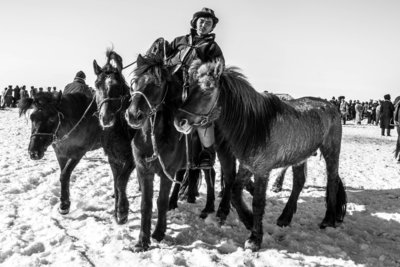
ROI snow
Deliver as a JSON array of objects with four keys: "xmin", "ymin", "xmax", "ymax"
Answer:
[{"xmin": 1, "ymin": 108, "xmax": 400, "ymax": 267}]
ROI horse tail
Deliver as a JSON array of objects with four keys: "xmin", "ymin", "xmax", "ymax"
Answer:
[{"xmin": 336, "ymin": 178, "xmax": 347, "ymax": 222}]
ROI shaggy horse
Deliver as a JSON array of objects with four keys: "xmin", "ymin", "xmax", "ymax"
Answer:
[
  {"xmin": 174, "ymin": 60, "xmax": 347, "ymax": 251},
  {"xmin": 18, "ymin": 91, "xmax": 135, "ymax": 224},
  {"xmin": 394, "ymin": 96, "xmax": 400, "ymax": 162},
  {"xmin": 124, "ymin": 48, "xmax": 236, "ymax": 251}
]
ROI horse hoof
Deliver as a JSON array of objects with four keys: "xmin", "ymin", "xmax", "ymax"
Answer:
[
  {"xmin": 116, "ymin": 214, "xmax": 128, "ymax": 225},
  {"xmin": 133, "ymin": 243, "xmax": 149, "ymax": 252},
  {"xmin": 58, "ymin": 206, "xmax": 70, "ymax": 215},
  {"xmin": 244, "ymin": 239, "xmax": 260, "ymax": 252},
  {"xmin": 151, "ymin": 231, "xmax": 165, "ymax": 242},
  {"xmin": 319, "ymin": 220, "xmax": 335, "ymax": 229},
  {"xmin": 276, "ymin": 219, "xmax": 290, "ymax": 227}
]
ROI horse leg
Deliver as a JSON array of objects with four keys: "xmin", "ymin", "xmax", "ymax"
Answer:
[
  {"xmin": 271, "ymin": 167, "xmax": 288, "ymax": 193},
  {"xmin": 395, "ymin": 127, "xmax": 400, "ymax": 161},
  {"xmin": 218, "ymin": 167, "xmax": 224, "ymax": 198},
  {"xmin": 200, "ymin": 168, "xmax": 215, "ymax": 219},
  {"xmin": 57, "ymin": 156, "xmax": 81, "ymax": 215},
  {"xmin": 168, "ymin": 170, "xmax": 184, "ymax": 210},
  {"xmin": 134, "ymin": 167, "xmax": 154, "ymax": 252},
  {"xmin": 320, "ymin": 135, "xmax": 347, "ymax": 229},
  {"xmin": 215, "ymin": 148, "xmax": 236, "ymax": 224},
  {"xmin": 108, "ymin": 158, "xmax": 135, "ymax": 224},
  {"xmin": 277, "ymin": 163, "xmax": 306, "ymax": 227},
  {"xmin": 231, "ymin": 165, "xmax": 254, "ymax": 230},
  {"xmin": 152, "ymin": 174, "xmax": 173, "ymax": 242},
  {"xmin": 245, "ymin": 173, "xmax": 269, "ymax": 252},
  {"xmin": 187, "ymin": 169, "xmax": 200, "ymax": 203}
]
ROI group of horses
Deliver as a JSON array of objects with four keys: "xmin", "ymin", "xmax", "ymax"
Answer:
[{"xmin": 22, "ymin": 38, "xmax": 400, "ymax": 252}]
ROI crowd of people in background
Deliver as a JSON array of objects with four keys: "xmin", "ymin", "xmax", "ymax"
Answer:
[
  {"xmin": 0, "ymin": 85, "xmax": 61, "ymax": 108},
  {"xmin": 0, "ymin": 71, "xmax": 94, "ymax": 109},
  {"xmin": 330, "ymin": 94, "xmax": 397, "ymax": 136},
  {"xmin": 1, "ymin": 82, "xmax": 397, "ymax": 137}
]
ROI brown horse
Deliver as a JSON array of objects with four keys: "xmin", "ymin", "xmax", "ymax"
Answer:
[
  {"xmin": 18, "ymin": 91, "xmax": 135, "ymax": 224},
  {"xmin": 174, "ymin": 60, "xmax": 347, "ymax": 251}
]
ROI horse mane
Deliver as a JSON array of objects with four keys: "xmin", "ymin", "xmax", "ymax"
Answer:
[
  {"xmin": 219, "ymin": 66, "xmax": 284, "ymax": 156},
  {"xmin": 132, "ymin": 53, "xmax": 166, "ymax": 82},
  {"xmin": 18, "ymin": 92, "xmax": 57, "ymax": 117}
]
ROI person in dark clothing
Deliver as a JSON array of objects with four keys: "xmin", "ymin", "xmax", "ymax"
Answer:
[
  {"xmin": 379, "ymin": 94, "xmax": 395, "ymax": 136},
  {"xmin": 64, "ymin": 71, "xmax": 93, "ymax": 98},
  {"xmin": 165, "ymin": 7, "xmax": 223, "ymax": 169}
]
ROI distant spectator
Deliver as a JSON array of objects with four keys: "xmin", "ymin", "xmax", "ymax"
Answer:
[
  {"xmin": 52, "ymin": 87, "xmax": 58, "ymax": 97},
  {"xmin": 355, "ymin": 100, "xmax": 363, "ymax": 125},
  {"xmin": 379, "ymin": 94, "xmax": 394, "ymax": 136},
  {"xmin": 20, "ymin": 86, "xmax": 29, "ymax": 100},
  {"xmin": 64, "ymin": 70, "xmax": 92, "ymax": 98},
  {"xmin": 38, "ymin": 87, "xmax": 44, "ymax": 93},
  {"xmin": 47, "ymin": 87, "xmax": 52, "ymax": 92},
  {"xmin": 29, "ymin": 86, "xmax": 37, "ymax": 97},
  {"xmin": 339, "ymin": 97, "xmax": 348, "ymax": 125}
]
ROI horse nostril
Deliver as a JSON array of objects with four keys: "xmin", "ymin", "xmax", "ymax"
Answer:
[{"xmin": 179, "ymin": 119, "xmax": 188, "ymax": 127}]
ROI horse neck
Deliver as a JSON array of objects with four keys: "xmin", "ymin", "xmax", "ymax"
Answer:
[
  {"xmin": 58, "ymin": 94, "xmax": 94, "ymax": 133},
  {"xmin": 216, "ymin": 74, "xmax": 283, "ymax": 157}
]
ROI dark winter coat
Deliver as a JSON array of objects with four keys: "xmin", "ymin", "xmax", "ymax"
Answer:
[
  {"xmin": 379, "ymin": 100, "xmax": 394, "ymax": 129},
  {"xmin": 167, "ymin": 29, "xmax": 224, "ymax": 73},
  {"xmin": 64, "ymin": 79, "xmax": 93, "ymax": 99}
]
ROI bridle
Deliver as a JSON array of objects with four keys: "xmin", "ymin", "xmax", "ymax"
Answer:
[
  {"xmin": 30, "ymin": 96, "xmax": 96, "ymax": 145},
  {"xmin": 96, "ymin": 74, "xmax": 129, "ymax": 116},
  {"xmin": 178, "ymin": 87, "xmax": 221, "ymax": 127},
  {"xmin": 30, "ymin": 111, "xmax": 64, "ymax": 144},
  {"xmin": 130, "ymin": 83, "xmax": 187, "ymax": 185}
]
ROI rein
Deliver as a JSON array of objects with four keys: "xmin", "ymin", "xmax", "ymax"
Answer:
[
  {"xmin": 97, "ymin": 95, "xmax": 127, "ymax": 116},
  {"xmin": 30, "ymin": 96, "xmax": 96, "ymax": 145},
  {"xmin": 178, "ymin": 89, "xmax": 221, "ymax": 127},
  {"xmin": 130, "ymin": 86, "xmax": 188, "ymax": 185}
]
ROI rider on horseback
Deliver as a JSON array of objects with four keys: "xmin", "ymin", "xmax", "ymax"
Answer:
[{"xmin": 166, "ymin": 7, "xmax": 224, "ymax": 169}]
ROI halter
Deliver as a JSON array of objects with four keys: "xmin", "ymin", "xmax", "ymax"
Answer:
[
  {"xmin": 30, "ymin": 96, "xmax": 96, "ymax": 145},
  {"xmin": 178, "ymin": 88, "xmax": 221, "ymax": 127},
  {"xmin": 96, "ymin": 75, "xmax": 129, "ymax": 116},
  {"xmin": 30, "ymin": 111, "xmax": 64, "ymax": 143}
]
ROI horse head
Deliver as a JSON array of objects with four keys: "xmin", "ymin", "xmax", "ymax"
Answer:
[
  {"xmin": 125, "ymin": 53, "xmax": 170, "ymax": 129},
  {"xmin": 93, "ymin": 49, "xmax": 129, "ymax": 128},
  {"xmin": 174, "ymin": 60, "xmax": 224, "ymax": 134},
  {"xmin": 19, "ymin": 92, "xmax": 63, "ymax": 160}
]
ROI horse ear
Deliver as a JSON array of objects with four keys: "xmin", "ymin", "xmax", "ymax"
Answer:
[
  {"xmin": 137, "ymin": 54, "xmax": 145, "ymax": 66},
  {"xmin": 214, "ymin": 60, "xmax": 224, "ymax": 79},
  {"xmin": 93, "ymin": 60, "xmax": 102, "ymax": 75}
]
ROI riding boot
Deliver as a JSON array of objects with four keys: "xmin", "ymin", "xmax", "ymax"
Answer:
[
  {"xmin": 197, "ymin": 125, "xmax": 215, "ymax": 169},
  {"xmin": 387, "ymin": 128, "xmax": 391, "ymax": 136},
  {"xmin": 381, "ymin": 128, "xmax": 385, "ymax": 136}
]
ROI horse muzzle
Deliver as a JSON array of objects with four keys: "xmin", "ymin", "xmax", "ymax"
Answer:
[
  {"xmin": 99, "ymin": 112, "xmax": 116, "ymax": 128},
  {"xmin": 29, "ymin": 150, "xmax": 45, "ymax": 160},
  {"xmin": 173, "ymin": 118, "xmax": 192, "ymax": 134},
  {"xmin": 125, "ymin": 109, "xmax": 146, "ymax": 129}
]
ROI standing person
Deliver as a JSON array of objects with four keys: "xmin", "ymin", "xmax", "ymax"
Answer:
[
  {"xmin": 355, "ymin": 100, "xmax": 363, "ymax": 125},
  {"xmin": 379, "ymin": 94, "xmax": 395, "ymax": 136},
  {"xmin": 64, "ymin": 71, "xmax": 92, "ymax": 98},
  {"xmin": 165, "ymin": 7, "xmax": 223, "ymax": 168},
  {"xmin": 339, "ymin": 97, "xmax": 348, "ymax": 125},
  {"xmin": 20, "ymin": 85, "xmax": 29, "ymax": 100}
]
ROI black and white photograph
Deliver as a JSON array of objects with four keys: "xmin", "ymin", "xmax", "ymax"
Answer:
[{"xmin": 1, "ymin": 1, "xmax": 400, "ymax": 266}]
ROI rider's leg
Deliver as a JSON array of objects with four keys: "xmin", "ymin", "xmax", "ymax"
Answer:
[{"xmin": 197, "ymin": 124, "xmax": 216, "ymax": 169}]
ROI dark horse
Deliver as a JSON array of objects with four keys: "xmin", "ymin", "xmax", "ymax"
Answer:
[
  {"xmin": 394, "ymin": 96, "xmax": 400, "ymax": 162},
  {"xmin": 174, "ymin": 60, "xmax": 347, "ymax": 251},
  {"xmin": 123, "ymin": 46, "xmax": 236, "ymax": 251},
  {"xmin": 18, "ymin": 91, "xmax": 135, "ymax": 224}
]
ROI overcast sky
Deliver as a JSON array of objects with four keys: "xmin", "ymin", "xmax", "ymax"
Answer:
[{"xmin": 1, "ymin": 0, "xmax": 399, "ymax": 101}]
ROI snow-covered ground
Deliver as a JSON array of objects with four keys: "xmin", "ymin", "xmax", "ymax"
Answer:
[{"xmin": 1, "ymin": 107, "xmax": 399, "ymax": 267}]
